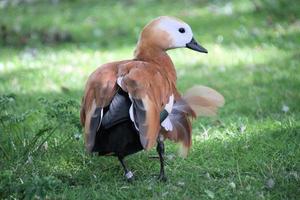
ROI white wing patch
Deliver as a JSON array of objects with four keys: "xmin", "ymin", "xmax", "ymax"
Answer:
[
  {"xmin": 161, "ymin": 117, "xmax": 173, "ymax": 131},
  {"xmin": 164, "ymin": 94, "xmax": 174, "ymax": 113},
  {"xmin": 117, "ymin": 76, "xmax": 123, "ymax": 88},
  {"xmin": 129, "ymin": 104, "xmax": 139, "ymax": 130},
  {"xmin": 97, "ymin": 108, "xmax": 103, "ymax": 131},
  {"xmin": 161, "ymin": 94, "xmax": 174, "ymax": 131}
]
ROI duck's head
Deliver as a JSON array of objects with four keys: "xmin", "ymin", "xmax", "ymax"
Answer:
[{"xmin": 138, "ymin": 16, "xmax": 207, "ymax": 53}]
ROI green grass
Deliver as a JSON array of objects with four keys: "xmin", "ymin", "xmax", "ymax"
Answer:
[{"xmin": 0, "ymin": 0, "xmax": 299, "ymax": 199}]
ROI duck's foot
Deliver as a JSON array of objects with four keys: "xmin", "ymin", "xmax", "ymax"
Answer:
[
  {"xmin": 157, "ymin": 173, "xmax": 167, "ymax": 182},
  {"xmin": 125, "ymin": 171, "xmax": 134, "ymax": 182},
  {"xmin": 118, "ymin": 156, "xmax": 134, "ymax": 182},
  {"xmin": 156, "ymin": 137, "xmax": 167, "ymax": 182}
]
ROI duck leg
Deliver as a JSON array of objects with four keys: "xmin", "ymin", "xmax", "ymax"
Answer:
[
  {"xmin": 156, "ymin": 136, "xmax": 167, "ymax": 182},
  {"xmin": 118, "ymin": 156, "xmax": 134, "ymax": 182}
]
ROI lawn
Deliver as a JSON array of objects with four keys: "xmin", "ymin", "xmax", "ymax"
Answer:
[{"xmin": 0, "ymin": 0, "xmax": 299, "ymax": 199}]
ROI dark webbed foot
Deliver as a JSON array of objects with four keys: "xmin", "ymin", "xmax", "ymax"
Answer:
[
  {"xmin": 118, "ymin": 156, "xmax": 134, "ymax": 182},
  {"xmin": 156, "ymin": 136, "xmax": 167, "ymax": 182}
]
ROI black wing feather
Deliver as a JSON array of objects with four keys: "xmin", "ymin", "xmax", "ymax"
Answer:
[{"xmin": 102, "ymin": 90, "xmax": 132, "ymax": 129}]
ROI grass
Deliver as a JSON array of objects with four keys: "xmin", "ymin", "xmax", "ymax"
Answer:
[{"xmin": 0, "ymin": 0, "xmax": 299, "ymax": 199}]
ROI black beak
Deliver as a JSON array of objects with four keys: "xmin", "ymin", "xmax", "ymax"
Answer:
[{"xmin": 186, "ymin": 37, "xmax": 208, "ymax": 53}]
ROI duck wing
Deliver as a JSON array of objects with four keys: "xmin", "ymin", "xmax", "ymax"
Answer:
[
  {"xmin": 80, "ymin": 60, "xmax": 130, "ymax": 152},
  {"xmin": 81, "ymin": 60, "xmax": 173, "ymax": 152},
  {"xmin": 117, "ymin": 61, "xmax": 173, "ymax": 150}
]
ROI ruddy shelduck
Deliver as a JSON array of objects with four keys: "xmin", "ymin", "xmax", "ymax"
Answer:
[{"xmin": 80, "ymin": 16, "xmax": 224, "ymax": 181}]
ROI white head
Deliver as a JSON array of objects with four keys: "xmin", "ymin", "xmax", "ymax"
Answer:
[
  {"xmin": 156, "ymin": 16, "xmax": 193, "ymax": 49},
  {"xmin": 138, "ymin": 16, "xmax": 207, "ymax": 53}
]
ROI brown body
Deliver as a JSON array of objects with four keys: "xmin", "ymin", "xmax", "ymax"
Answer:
[
  {"xmin": 80, "ymin": 16, "xmax": 224, "ymax": 157},
  {"xmin": 80, "ymin": 16, "xmax": 224, "ymax": 181},
  {"xmin": 80, "ymin": 44, "xmax": 194, "ymax": 151}
]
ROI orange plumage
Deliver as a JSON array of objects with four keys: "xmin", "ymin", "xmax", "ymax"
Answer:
[{"xmin": 80, "ymin": 16, "xmax": 224, "ymax": 181}]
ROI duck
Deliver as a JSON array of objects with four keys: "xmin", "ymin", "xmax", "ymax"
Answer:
[{"xmin": 80, "ymin": 16, "xmax": 224, "ymax": 181}]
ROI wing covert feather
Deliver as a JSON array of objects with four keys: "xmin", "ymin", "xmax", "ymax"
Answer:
[
  {"xmin": 117, "ymin": 61, "xmax": 173, "ymax": 149},
  {"xmin": 80, "ymin": 61, "xmax": 128, "ymax": 152}
]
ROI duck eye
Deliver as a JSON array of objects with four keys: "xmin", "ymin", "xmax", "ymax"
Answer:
[{"xmin": 178, "ymin": 28, "xmax": 185, "ymax": 33}]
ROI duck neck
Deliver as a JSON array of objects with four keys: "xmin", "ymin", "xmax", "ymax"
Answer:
[
  {"xmin": 133, "ymin": 39, "xmax": 177, "ymax": 89},
  {"xmin": 134, "ymin": 39, "xmax": 170, "ymax": 64}
]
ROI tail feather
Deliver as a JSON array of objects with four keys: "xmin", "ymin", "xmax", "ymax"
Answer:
[
  {"xmin": 184, "ymin": 85, "xmax": 225, "ymax": 117},
  {"xmin": 163, "ymin": 99, "xmax": 193, "ymax": 157},
  {"xmin": 163, "ymin": 85, "xmax": 224, "ymax": 157}
]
